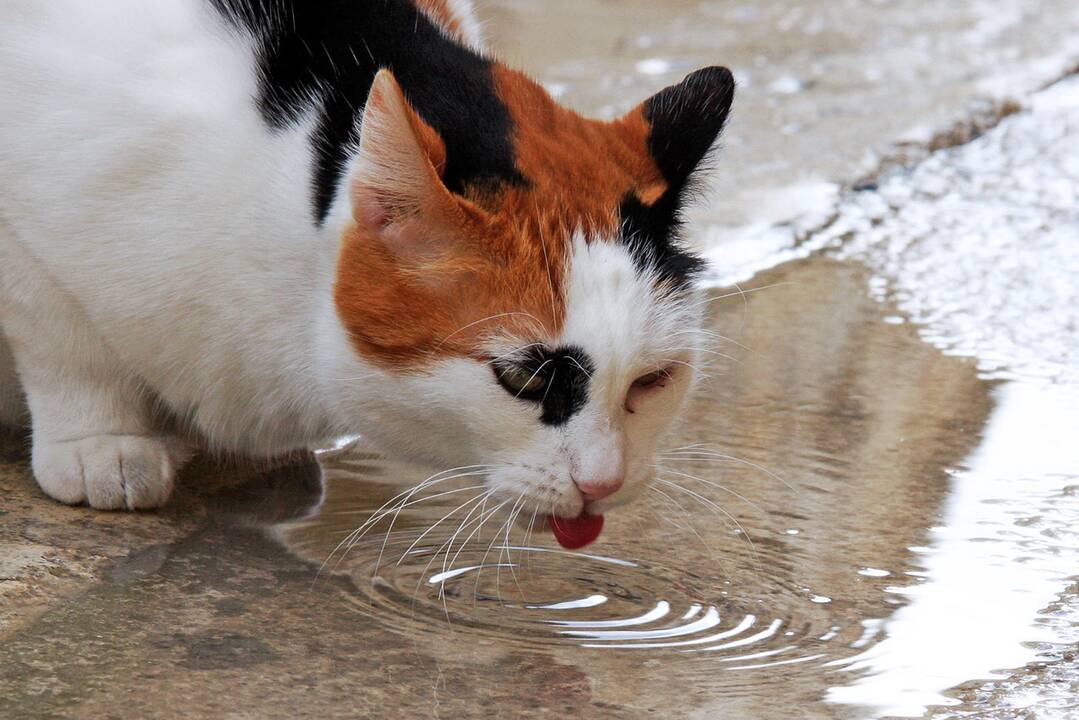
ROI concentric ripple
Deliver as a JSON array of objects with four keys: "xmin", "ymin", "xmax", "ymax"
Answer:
[
  {"xmin": 332, "ymin": 532, "xmax": 855, "ymax": 673},
  {"xmin": 277, "ymin": 452, "xmax": 866, "ymax": 673}
]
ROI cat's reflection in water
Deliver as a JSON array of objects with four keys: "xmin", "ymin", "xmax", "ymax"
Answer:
[{"xmin": 208, "ymin": 458, "xmax": 327, "ymax": 527}]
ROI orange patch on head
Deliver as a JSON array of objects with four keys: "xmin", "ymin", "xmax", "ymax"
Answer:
[
  {"xmin": 488, "ymin": 67, "xmax": 669, "ymax": 232},
  {"xmin": 334, "ymin": 66, "xmax": 673, "ymax": 370},
  {"xmin": 334, "ymin": 208, "xmax": 565, "ymax": 368}
]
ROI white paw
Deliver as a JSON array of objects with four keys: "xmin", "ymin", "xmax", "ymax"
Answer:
[{"xmin": 32, "ymin": 434, "xmax": 183, "ymax": 510}]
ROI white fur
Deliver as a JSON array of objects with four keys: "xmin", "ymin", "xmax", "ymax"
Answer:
[
  {"xmin": 0, "ymin": 1, "xmax": 346, "ymax": 506},
  {"xmin": 444, "ymin": 0, "xmax": 485, "ymax": 50},
  {"xmin": 479, "ymin": 239, "xmax": 699, "ymax": 520},
  {"xmin": 418, "ymin": 0, "xmax": 485, "ymax": 50},
  {"xmin": 0, "ymin": 1, "xmax": 702, "ymax": 515}
]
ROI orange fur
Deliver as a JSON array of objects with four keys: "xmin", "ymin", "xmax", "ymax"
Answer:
[{"xmin": 334, "ymin": 67, "xmax": 667, "ymax": 370}]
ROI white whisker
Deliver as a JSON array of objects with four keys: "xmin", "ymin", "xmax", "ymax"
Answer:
[
  {"xmin": 655, "ymin": 477, "xmax": 761, "ymax": 577},
  {"xmin": 654, "ymin": 466, "xmax": 765, "ymax": 514}
]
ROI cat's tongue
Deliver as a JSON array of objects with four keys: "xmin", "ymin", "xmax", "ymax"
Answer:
[{"xmin": 548, "ymin": 512, "xmax": 604, "ymax": 550}]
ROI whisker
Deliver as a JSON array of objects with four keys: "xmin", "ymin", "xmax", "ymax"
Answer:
[
  {"xmin": 658, "ymin": 346, "xmax": 742, "ymax": 364},
  {"xmin": 648, "ymin": 485, "xmax": 716, "ymax": 556},
  {"xmin": 523, "ymin": 506, "xmax": 541, "ymax": 574},
  {"xmin": 437, "ymin": 492, "xmax": 493, "ymax": 604},
  {"xmin": 536, "ymin": 202, "xmax": 560, "ymax": 328},
  {"xmin": 501, "ymin": 495, "xmax": 529, "ymax": 601},
  {"xmin": 670, "ymin": 328, "xmax": 752, "ymax": 353},
  {"xmin": 565, "ymin": 355, "xmax": 593, "ymax": 379},
  {"xmin": 409, "ymin": 496, "xmax": 509, "ymax": 616},
  {"xmin": 660, "ymin": 447, "xmax": 798, "ymax": 495},
  {"xmin": 496, "ymin": 494, "xmax": 526, "ymax": 605},
  {"xmin": 438, "ymin": 490, "xmax": 503, "ymax": 599},
  {"xmin": 661, "ymin": 358, "xmax": 714, "ymax": 378},
  {"xmin": 484, "ymin": 343, "xmax": 548, "ymax": 366},
  {"xmin": 444, "ymin": 493, "xmax": 504, "ymax": 584},
  {"xmin": 361, "ymin": 480, "xmax": 489, "ymax": 572},
  {"xmin": 653, "ymin": 466, "xmax": 766, "ymax": 515},
  {"xmin": 435, "ymin": 312, "xmax": 544, "ymax": 350},
  {"xmin": 396, "ymin": 487, "xmax": 491, "ymax": 568},
  {"xmin": 689, "ymin": 282, "xmax": 790, "ymax": 310},
  {"xmin": 317, "ymin": 465, "xmax": 492, "ymax": 579},
  {"xmin": 512, "ymin": 360, "xmax": 554, "ymax": 400},
  {"xmin": 655, "ymin": 477, "xmax": 762, "ymax": 577},
  {"xmin": 471, "ymin": 503, "xmax": 514, "ymax": 604}
]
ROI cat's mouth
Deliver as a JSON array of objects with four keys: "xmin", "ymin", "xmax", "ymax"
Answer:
[{"xmin": 547, "ymin": 511, "xmax": 604, "ymax": 550}]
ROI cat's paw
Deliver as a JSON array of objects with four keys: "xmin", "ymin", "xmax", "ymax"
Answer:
[{"xmin": 32, "ymin": 434, "xmax": 182, "ymax": 510}]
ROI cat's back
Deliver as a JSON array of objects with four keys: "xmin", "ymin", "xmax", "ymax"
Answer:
[{"xmin": 0, "ymin": 0, "xmax": 261, "ymax": 210}]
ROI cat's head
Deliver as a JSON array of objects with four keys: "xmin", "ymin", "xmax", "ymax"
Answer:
[{"xmin": 331, "ymin": 65, "xmax": 733, "ymax": 526}]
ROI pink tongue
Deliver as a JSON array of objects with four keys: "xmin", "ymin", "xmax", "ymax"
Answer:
[{"xmin": 548, "ymin": 512, "xmax": 604, "ymax": 550}]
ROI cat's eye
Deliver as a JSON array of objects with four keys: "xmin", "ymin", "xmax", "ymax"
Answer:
[
  {"xmin": 625, "ymin": 366, "xmax": 675, "ymax": 414},
  {"xmin": 633, "ymin": 368, "xmax": 672, "ymax": 388},
  {"xmin": 495, "ymin": 365, "xmax": 547, "ymax": 398}
]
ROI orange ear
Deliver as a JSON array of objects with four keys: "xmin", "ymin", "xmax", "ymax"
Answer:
[{"xmin": 351, "ymin": 70, "xmax": 465, "ymax": 263}]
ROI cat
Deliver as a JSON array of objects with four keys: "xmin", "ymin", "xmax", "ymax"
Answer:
[{"xmin": 0, "ymin": 0, "xmax": 733, "ymax": 535}]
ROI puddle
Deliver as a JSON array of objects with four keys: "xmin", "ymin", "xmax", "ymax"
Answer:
[
  {"xmin": 827, "ymin": 383, "xmax": 1079, "ymax": 717},
  {"xmin": 822, "ymin": 74, "xmax": 1079, "ymax": 718}
]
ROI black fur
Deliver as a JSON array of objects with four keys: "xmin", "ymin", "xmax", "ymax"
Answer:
[
  {"xmin": 494, "ymin": 346, "xmax": 595, "ymax": 427},
  {"xmin": 209, "ymin": 0, "xmax": 524, "ymax": 224},
  {"xmin": 620, "ymin": 193, "xmax": 705, "ymax": 287},
  {"xmin": 621, "ymin": 66, "xmax": 734, "ymax": 287}
]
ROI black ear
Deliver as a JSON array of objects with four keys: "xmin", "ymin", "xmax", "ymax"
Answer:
[
  {"xmin": 643, "ymin": 66, "xmax": 735, "ymax": 193},
  {"xmin": 616, "ymin": 67, "xmax": 734, "ymax": 288}
]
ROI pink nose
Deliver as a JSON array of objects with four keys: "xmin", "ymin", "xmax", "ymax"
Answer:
[{"xmin": 574, "ymin": 475, "xmax": 625, "ymax": 504}]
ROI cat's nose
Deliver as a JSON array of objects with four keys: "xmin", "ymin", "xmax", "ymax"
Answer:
[
  {"xmin": 574, "ymin": 473, "xmax": 624, "ymax": 503},
  {"xmin": 573, "ymin": 425, "xmax": 625, "ymax": 503}
]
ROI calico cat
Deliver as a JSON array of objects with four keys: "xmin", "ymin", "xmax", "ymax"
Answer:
[{"xmin": 0, "ymin": 1, "xmax": 733, "ymax": 540}]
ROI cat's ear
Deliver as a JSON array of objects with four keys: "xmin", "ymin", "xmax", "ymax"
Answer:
[
  {"xmin": 350, "ymin": 70, "xmax": 469, "ymax": 260},
  {"xmin": 628, "ymin": 66, "xmax": 735, "ymax": 197}
]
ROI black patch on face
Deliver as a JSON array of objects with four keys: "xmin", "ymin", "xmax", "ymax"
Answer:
[
  {"xmin": 620, "ymin": 193, "xmax": 705, "ymax": 287},
  {"xmin": 209, "ymin": 0, "xmax": 525, "ymax": 223},
  {"xmin": 493, "ymin": 345, "xmax": 595, "ymax": 426},
  {"xmin": 621, "ymin": 66, "xmax": 734, "ymax": 287}
]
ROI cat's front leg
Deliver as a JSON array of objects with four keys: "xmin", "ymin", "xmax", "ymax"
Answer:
[
  {"xmin": 1, "ymin": 252, "xmax": 190, "ymax": 509},
  {"xmin": 15, "ymin": 354, "xmax": 191, "ymax": 509},
  {"xmin": 32, "ymin": 432, "xmax": 189, "ymax": 510}
]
